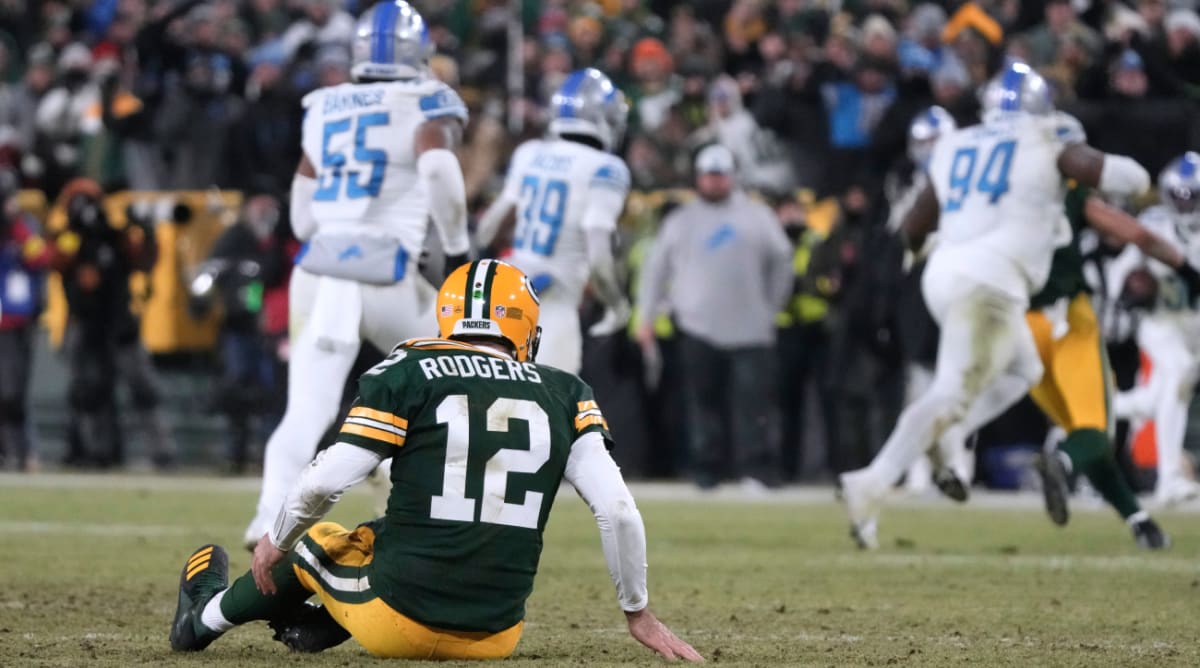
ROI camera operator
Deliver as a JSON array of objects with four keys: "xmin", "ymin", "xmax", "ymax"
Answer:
[
  {"xmin": 50, "ymin": 178, "xmax": 176, "ymax": 469},
  {"xmin": 189, "ymin": 194, "xmax": 283, "ymax": 473}
]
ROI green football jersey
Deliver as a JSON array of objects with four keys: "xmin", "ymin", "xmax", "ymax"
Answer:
[
  {"xmin": 337, "ymin": 338, "xmax": 613, "ymax": 633},
  {"xmin": 1031, "ymin": 185, "xmax": 1092, "ymax": 309}
]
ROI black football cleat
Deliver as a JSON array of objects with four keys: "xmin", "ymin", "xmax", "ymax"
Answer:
[
  {"xmin": 169, "ymin": 544, "xmax": 229, "ymax": 651},
  {"xmin": 933, "ymin": 468, "xmax": 969, "ymax": 503},
  {"xmin": 269, "ymin": 601, "xmax": 352, "ymax": 653},
  {"xmin": 1033, "ymin": 452, "xmax": 1071, "ymax": 526},
  {"xmin": 1132, "ymin": 518, "xmax": 1171, "ymax": 550}
]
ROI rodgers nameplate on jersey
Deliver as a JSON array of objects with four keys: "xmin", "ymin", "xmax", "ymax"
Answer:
[{"xmin": 328, "ymin": 337, "xmax": 612, "ymax": 632}]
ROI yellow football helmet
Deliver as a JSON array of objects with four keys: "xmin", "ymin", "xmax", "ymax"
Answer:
[{"xmin": 437, "ymin": 259, "xmax": 542, "ymax": 361}]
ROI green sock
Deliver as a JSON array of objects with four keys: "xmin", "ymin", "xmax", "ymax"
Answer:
[
  {"xmin": 1061, "ymin": 428, "xmax": 1142, "ymax": 520},
  {"xmin": 218, "ymin": 558, "xmax": 311, "ymax": 624}
]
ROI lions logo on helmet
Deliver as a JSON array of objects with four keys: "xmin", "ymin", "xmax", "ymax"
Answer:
[
  {"xmin": 351, "ymin": 0, "xmax": 433, "ymax": 81},
  {"xmin": 980, "ymin": 60, "xmax": 1054, "ymax": 121},
  {"xmin": 1160, "ymin": 151, "xmax": 1200, "ymax": 235},
  {"xmin": 907, "ymin": 106, "xmax": 956, "ymax": 168},
  {"xmin": 548, "ymin": 68, "xmax": 629, "ymax": 153},
  {"xmin": 438, "ymin": 260, "xmax": 543, "ymax": 362}
]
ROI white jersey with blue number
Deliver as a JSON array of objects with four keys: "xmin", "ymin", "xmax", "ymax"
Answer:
[
  {"xmin": 300, "ymin": 78, "xmax": 467, "ymax": 256},
  {"xmin": 499, "ymin": 138, "xmax": 630, "ymax": 305},
  {"xmin": 927, "ymin": 112, "xmax": 1078, "ymax": 297}
]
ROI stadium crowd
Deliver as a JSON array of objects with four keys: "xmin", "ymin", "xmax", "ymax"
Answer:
[{"xmin": 1, "ymin": 0, "xmax": 1200, "ymax": 489}]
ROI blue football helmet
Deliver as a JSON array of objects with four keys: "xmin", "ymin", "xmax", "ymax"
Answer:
[
  {"xmin": 1160, "ymin": 152, "xmax": 1200, "ymax": 233},
  {"xmin": 981, "ymin": 60, "xmax": 1054, "ymax": 120},
  {"xmin": 548, "ymin": 68, "xmax": 629, "ymax": 152},
  {"xmin": 907, "ymin": 106, "xmax": 956, "ymax": 168},
  {"xmin": 351, "ymin": 0, "xmax": 433, "ymax": 81}
]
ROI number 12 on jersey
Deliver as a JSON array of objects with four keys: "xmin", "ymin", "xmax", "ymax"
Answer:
[
  {"xmin": 515, "ymin": 176, "xmax": 568, "ymax": 256},
  {"xmin": 430, "ymin": 395, "xmax": 550, "ymax": 530},
  {"xmin": 944, "ymin": 140, "xmax": 1017, "ymax": 212}
]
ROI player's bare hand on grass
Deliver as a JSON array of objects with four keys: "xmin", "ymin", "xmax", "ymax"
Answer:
[
  {"xmin": 251, "ymin": 535, "xmax": 287, "ymax": 595},
  {"xmin": 625, "ymin": 608, "xmax": 704, "ymax": 662}
]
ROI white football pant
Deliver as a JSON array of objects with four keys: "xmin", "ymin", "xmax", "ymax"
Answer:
[
  {"xmin": 1114, "ymin": 316, "xmax": 1200, "ymax": 501},
  {"xmin": 853, "ymin": 258, "xmax": 1042, "ymax": 495},
  {"xmin": 244, "ymin": 267, "xmax": 436, "ymax": 544},
  {"xmin": 530, "ymin": 295, "xmax": 582, "ymax": 373}
]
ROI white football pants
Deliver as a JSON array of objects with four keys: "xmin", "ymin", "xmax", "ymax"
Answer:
[
  {"xmin": 1114, "ymin": 315, "xmax": 1200, "ymax": 497},
  {"xmin": 244, "ymin": 267, "xmax": 436, "ymax": 543},
  {"xmin": 857, "ymin": 265, "xmax": 1042, "ymax": 493},
  {"xmin": 530, "ymin": 295, "xmax": 582, "ymax": 373}
]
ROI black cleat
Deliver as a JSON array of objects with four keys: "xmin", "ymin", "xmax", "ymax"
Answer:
[
  {"xmin": 1034, "ymin": 453, "xmax": 1071, "ymax": 526},
  {"xmin": 269, "ymin": 602, "xmax": 352, "ymax": 653},
  {"xmin": 933, "ymin": 468, "xmax": 969, "ymax": 503},
  {"xmin": 1132, "ymin": 518, "xmax": 1172, "ymax": 550},
  {"xmin": 169, "ymin": 544, "xmax": 229, "ymax": 651}
]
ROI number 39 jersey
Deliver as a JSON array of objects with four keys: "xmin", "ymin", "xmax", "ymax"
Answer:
[
  {"xmin": 927, "ymin": 112, "xmax": 1079, "ymax": 297},
  {"xmin": 500, "ymin": 138, "xmax": 630, "ymax": 305},
  {"xmin": 336, "ymin": 338, "xmax": 613, "ymax": 633},
  {"xmin": 300, "ymin": 78, "xmax": 467, "ymax": 256}
]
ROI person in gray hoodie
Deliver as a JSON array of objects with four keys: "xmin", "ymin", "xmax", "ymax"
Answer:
[{"xmin": 636, "ymin": 144, "xmax": 793, "ymax": 489}]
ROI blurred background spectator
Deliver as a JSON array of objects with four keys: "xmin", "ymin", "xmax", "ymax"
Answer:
[
  {"xmin": 0, "ymin": 167, "xmax": 48, "ymax": 472},
  {"xmin": 636, "ymin": 145, "xmax": 792, "ymax": 490}
]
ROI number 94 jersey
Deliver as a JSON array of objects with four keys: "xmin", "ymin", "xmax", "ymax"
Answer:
[
  {"xmin": 928, "ymin": 112, "xmax": 1080, "ymax": 296},
  {"xmin": 501, "ymin": 138, "xmax": 631, "ymax": 305},
  {"xmin": 300, "ymin": 79, "xmax": 467, "ymax": 255},
  {"xmin": 337, "ymin": 338, "xmax": 613, "ymax": 633}
]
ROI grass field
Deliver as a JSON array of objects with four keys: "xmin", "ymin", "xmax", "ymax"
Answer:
[{"xmin": 1, "ymin": 474, "xmax": 1197, "ymax": 667}]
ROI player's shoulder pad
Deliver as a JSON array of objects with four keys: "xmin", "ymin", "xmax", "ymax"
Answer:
[
  {"xmin": 300, "ymin": 88, "xmax": 323, "ymax": 111},
  {"xmin": 590, "ymin": 157, "xmax": 631, "ymax": 193},
  {"xmin": 541, "ymin": 367, "xmax": 614, "ymax": 447},
  {"xmin": 1138, "ymin": 204, "xmax": 1175, "ymax": 229},
  {"xmin": 301, "ymin": 83, "xmax": 350, "ymax": 111},
  {"xmin": 510, "ymin": 139, "xmax": 541, "ymax": 165},
  {"xmin": 1052, "ymin": 111, "xmax": 1086, "ymax": 145},
  {"xmin": 418, "ymin": 83, "xmax": 468, "ymax": 123}
]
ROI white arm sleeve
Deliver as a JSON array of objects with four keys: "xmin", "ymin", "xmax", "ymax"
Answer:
[
  {"xmin": 417, "ymin": 147, "xmax": 470, "ymax": 256},
  {"xmin": 290, "ymin": 173, "xmax": 318, "ymax": 241},
  {"xmin": 585, "ymin": 227, "xmax": 628, "ymax": 311},
  {"xmin": 563, "ymin": 431, "xmax": 648, "ymax": 612},
  {"xmin": 1099, "ymin": 154, "xmax": 1150, "ymax": 198},
  {"xmin": 269, "ymin": 442, "xmax": 384, "ymax": 551}
]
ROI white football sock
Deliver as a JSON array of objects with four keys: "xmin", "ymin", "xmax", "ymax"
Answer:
[{"xmin": 200, "ymin": 590, "xmax": 234, "ymax": 633}]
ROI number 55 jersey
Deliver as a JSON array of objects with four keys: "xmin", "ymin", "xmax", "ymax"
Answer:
[
  {"xmin": 300, "ymin": 78, "xmax": 467, "ymax": 258},
  {"xmin": 927, "ymin": 112, "xmax": 1083, "ymax": 301},
  {"xmin": 335, "ymin": 337, "xmax": 612, "ymax": 633}
]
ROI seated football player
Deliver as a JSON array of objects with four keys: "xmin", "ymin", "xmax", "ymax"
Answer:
[{"xmin": 168, "ymin": 259, "xmax": 702, "ymax": 663}]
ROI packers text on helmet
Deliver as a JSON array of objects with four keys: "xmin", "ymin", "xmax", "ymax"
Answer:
[{"xmin": 437, "ymin": 260, "xmax": 542, "ymax": 362}]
